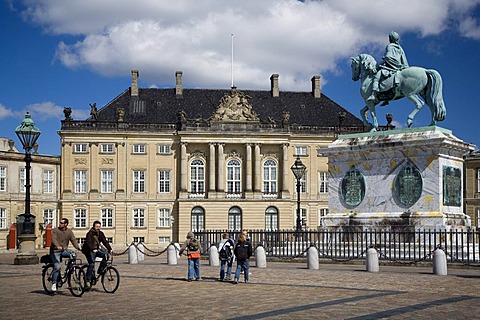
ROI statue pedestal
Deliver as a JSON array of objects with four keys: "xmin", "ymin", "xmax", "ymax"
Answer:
[
  {"xmin": 14, "ymin": 234, "xmax": 39, "ymax": 265},
  {"xmin": 321, "ymin": 126, "xmax": 475, "ymax": 231}
]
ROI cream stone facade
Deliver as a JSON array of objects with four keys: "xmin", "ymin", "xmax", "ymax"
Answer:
[
  {"xmin": 464, "ymin": 150, "xmax": 480, "ymax": 227},
  {"xmin": 0, "ymin": 138, "xmax": 60, "ymax": 249},
  {"xmin": 57, "ymin": 71, "xmax": 365, "ymax": 246}
]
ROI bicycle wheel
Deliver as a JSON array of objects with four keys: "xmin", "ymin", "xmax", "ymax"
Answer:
[
  {"xmin": 101, "ymin": 266, "xmax": 120, "ymax": 293},
  {"xmin": 68, "ymin": 266, "xmax": 86, "ymax": 297},
  {"xmin": 42, "ymin": 265, "xmax": 55, "ymax": 294}
]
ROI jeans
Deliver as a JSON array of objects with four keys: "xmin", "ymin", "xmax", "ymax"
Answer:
[
  {"xmin": 234, "ymin": 259, "xmax": 249, "ymax": 282},
  {"xmin": 188, "ymin": 258, "xmax": 200, "ymax": 280},
  {"xmin": 85, "ymin": 249, "xmax": 107, "ymax": 281},
  {"xmin": 50, "ymin": 249, "xmax": 76, "ymax": 284},
  {"xmin": 220, "ymin": 258, "xmax": 233, "ymax": 280}
]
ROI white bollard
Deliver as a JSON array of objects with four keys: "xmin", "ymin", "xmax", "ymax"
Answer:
[
  {"xmin": 366, "ymin": 247, "xmax": 379, "ymax": 272},
  {"xmin": 210, "ymin": 245, "xmax": 219, "ymax": 266},
  {"xmin": 128, "ymin": 245, "xmax": 138, "ymax": 264},
  {"xmin": 307, "ymin": 246, "xmax": 319, "ymax": 270},
  {"xmin": 433, "ymin": 248, "xmax": 447, "ymax": 275},
  {"xmin": 255, "ymin": 246, "xmax": 267, "ymax": 268},
  {"xmin": 137, "ymin": 243, "xmax": 145, "ymax": 261},
  {"xmin": 167, "ymin": 244, "xmax": 178, "ymax": 265},
  {"xmin": 174, "ymin": 243, "xmax": 181, "ymax": 258}
]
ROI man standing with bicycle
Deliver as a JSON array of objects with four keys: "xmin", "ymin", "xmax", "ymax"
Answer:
[
  {"xmin": 50, "ymin": 218, "xmax": 81, "ymax": 292},
  {"xmin": 82, "ymin": 220, "xmax": 112, "ymax": 289}
]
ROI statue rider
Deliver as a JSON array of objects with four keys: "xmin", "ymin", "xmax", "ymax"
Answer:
[{"xmin": 367, "ymin": 31, "xmax": 409, "ymax": 103}]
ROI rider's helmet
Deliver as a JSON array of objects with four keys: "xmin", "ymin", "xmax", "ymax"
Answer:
[{"xmin": 389, "ymin": 31, "xmax": 400, "ymax": 43}]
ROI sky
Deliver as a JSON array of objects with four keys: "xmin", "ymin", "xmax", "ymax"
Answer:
[{"xmin": 1, "ymin": 0, "xmax": 479, "ymax": 156}]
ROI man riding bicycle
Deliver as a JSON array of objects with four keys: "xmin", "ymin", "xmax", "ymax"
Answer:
[
  {"xmin": 50, "ymin": 218, "xmax": 81, "ymax": 292},
  {"xmin": 82, "ymin": 220, "xmax": 112, "ymax": 289}
]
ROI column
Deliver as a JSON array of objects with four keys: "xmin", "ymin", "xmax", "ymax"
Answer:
[
  {"xmin": 209, "ymin": 143, "xmax": 216, "ymax": 191},
  {"xmin": 218, "ymin": 143, "xmax": 225, "ymax": 192},
  {"xmin": 246, "ymin": 143, "xmax": 252, "ymax": 192},
  {"xmin": 181, "ymin": 142, "xmax": 187, "ymax": 192},
  {"xmin": 282, "ymin": 143, "xmax": 290, "ymax": 195},
  {"xmin": 254, "ymin": 143, "xmax": 261, "ymax": 192}
]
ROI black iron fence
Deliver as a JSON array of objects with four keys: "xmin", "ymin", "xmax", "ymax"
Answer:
[{"xmin": 195, "ymin": 229, "xmax": 480, "ymax": 265}]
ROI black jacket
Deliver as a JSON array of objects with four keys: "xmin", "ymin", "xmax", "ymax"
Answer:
[{"xmin": 82, "ymin": 228, "xmax": 112, "ymax": 254}]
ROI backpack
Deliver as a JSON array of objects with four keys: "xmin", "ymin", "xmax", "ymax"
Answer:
[
  {"xmin": 219, "ymin": 241, "xmax": 233, "ymax": 261},
  {"xmin": 236, "ymin": 243, "xmax": 249, "ymax": 261},
  {"xmin": 188, "ymin": 238, "xmax": 199, "ymax": 252}
]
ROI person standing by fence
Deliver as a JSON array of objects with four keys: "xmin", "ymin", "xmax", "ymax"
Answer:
[
  {"xmin": 218, "ymin": 232, "xmax": 235, "ymax": 281},
  {"xmin": 178, "ymin": 231, "xmax": 201, "ymax": 281},
  {"xmin": 233, "ymin": 234, "xmax": 252, "ymax": 284}
]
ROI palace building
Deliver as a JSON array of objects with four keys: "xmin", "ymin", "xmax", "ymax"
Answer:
[{"xmin": 58, "ymin": 71, "xmax": 364, "ymax": 246}]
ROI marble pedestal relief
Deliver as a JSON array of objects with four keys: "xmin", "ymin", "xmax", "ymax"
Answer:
[{"xmin": 321, "ymin": 127, "xmax": 475, "ymax": 230}]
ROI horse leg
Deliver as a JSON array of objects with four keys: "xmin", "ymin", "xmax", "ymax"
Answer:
[
  {"xmin": 366, "ymin": 103, "xmax": 378, "ymax": 132},
  {"xmin": 406, "ymin": 94, "xmax": 424, "ymax": 127},
  {"xmin": 360, "ymin": 105, "xmax": 370, "ymax": 126}
]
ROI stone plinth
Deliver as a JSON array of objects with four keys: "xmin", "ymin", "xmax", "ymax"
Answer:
[
  {"xmin": 14, "ymin": 234, "xmax": 39, "ymax": 265},
  {"xmin": 321, "ymin": 126, "xmax": 475, "ymax": 230}
]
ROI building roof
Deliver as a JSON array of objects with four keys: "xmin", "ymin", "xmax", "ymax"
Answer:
[{"xmin": 90, "ymin": 87, "xmax": 363, "ymax": 128}]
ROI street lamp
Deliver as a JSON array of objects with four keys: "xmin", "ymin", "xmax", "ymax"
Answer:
[
  {"xmin": 291, "ymin": 155, "xmax": 306, "ymax": 232},
  {"xmin": 14, "ymin": 112, "xmax": 41, "ymax": 265}
]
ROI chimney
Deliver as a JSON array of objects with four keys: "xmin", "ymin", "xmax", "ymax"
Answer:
[
  {"xmin": 175, "ymin": 71, "xmax": 183, "ymax": 96},
  {"xmin": 131, "ymin": 70, "xmax": 139, "ymax": 96},
  {"xmin": 270, "ymin": 74, "xmax": 279, "ymax": 98},
  {"xmin": 311, "ymin": 75, "xmax": 321, "ymax": 98}
]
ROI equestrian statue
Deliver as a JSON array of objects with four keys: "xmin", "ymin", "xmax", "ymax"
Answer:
[{"xmin": 351, "ymin": 31, "xmax": 446, "ymax": 131}]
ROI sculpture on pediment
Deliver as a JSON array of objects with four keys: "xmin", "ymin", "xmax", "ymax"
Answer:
[
  {"xmin": 89, "ymin": 103, "xmax": 98, "ymax": 120},
  {"xmin": 63, "ymin": 107, "xmax": 73, "ymax": 121},
  {"xmin": 210, "ymin": 88, "xmax": 259, "ymax": 122}
]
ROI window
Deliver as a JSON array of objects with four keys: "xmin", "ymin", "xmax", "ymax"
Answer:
[
  {"xmin": 106, "ymin": 237, "xmax": 113, "ymax": 243},
  {"xmin": 101, "ymin": 170, "xmax": 113, "ymax": 193},
  {"xmin": 318, "ymin": 208, "xmax": 329, "ymax": 227},
  {"xmin": 77, "ymin": 238, "xmax": 86, "ymax": 245},
  {"xmin": 190, "ymin": 159, "xmax": 205, "ymax": 193},
  {"xmin": 477, "ymin": 169, "xmax": 480, "ymax": 193},
  {"xmin": 133, "ymin": 236, "xmax": 145, "ymax": 243},
  {"xmin": 159, "ymin": 236, "xmax": 171, "ymax": 243},
  {"xmin": 158, "ymin": 208, "xmax": 170, "ymax": 227},
  {"xmin": 319, "ymin": 171, "xmax": 328, "ymax": 194},
  {"xmin": 301, "ymin": 208, "xmax": 308, "ymax": 227},
  {"xmin": 158, "ymin": 170, "xmax": 170, "ymax": 193},
  {"xmin": 227, "ymin": 159, "xmax": 241, "ymax": 194},
  {"xmin": 228, "ymin": 206, "xmax": 242, "ymax": 231},
  {"xmin": 73, "ymin": 143, "xmax": 88, "ymax": 153},
  {"xmin": 0, "ymin": 167, "xmax": 6, "ymax": 191},
  {"xmin": 74, "ymin": 208, "xmax": 87, "ymax": 228},
  {"xmin": 133, "ymin": 208, "xmax": 145, "ymax": 227},
  {"xmin": 101, "ymin": 208, "xmax": 114, "ymax": 228},
  {"xmin": 133, "ymin": 170, "xmax": 145, "ymax": 193},
  {"xmin": 263, "ymin": 159, "xmax": 277, "ymax": 193},
  {"xmin": 0, "ymin": 208, "xmax": 6, "ymax": 229},
  {"xmin": 43, "ymin": 209, "xmax": 55, "ymax": 227},
  {"xmin": 43, "ymin": 170, "xmax": 54, "ymax": 194},
  {"xmin": 19, "ymin": 168, "xmax": 26, "ymax": 193},
  {"xmin": 100, "ymin": 143, "xmax": 114, "ymax": 153},
  {"xmin": 476, "ymin": 207, "xmax": 480, "ymax": 228},
  {"xmin": 294, "ymin": 146, "xmax": 307, "ymax": 156},
  {"xmin": 133, "ymin": 144, "xmax": 146, "ymax": 154},
  {"xmin": 158, "ymin": 145, "xmax": 171, "ymax": 154},
  {"xmin": 74, "ymin": 170, "xmax": 87, "ymax": 193},
  {"xmin": 191, "ymin": 206, "xmax": 205, "ymax": 232},
  {"xmin": 300, "ymin": 175, "xmax": 307, "ymax": 194},
  {"xmin": 265, "ymin": 207, "xmax": 278, "ymax": 231}
]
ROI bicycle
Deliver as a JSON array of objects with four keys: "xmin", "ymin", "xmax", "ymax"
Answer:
[
  {"xmin": 81, "ymin": 252, "xmax": 120, "ymax": 293},
  {"xmin": 41, "ymin": 252, "xmax": 86, "ymax": 297}
]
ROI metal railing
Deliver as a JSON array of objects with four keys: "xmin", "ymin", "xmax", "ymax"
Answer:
[{"xmin": 195, "ymin": 229, "xmax": 480, "ymax": 265}]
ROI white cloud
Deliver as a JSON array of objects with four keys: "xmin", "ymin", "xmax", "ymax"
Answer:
[
  {"xmin": 24, "ymin": 102, "xmax": 64, "ymax": 120},
  {"xmin": 0, "ymin": 103, "xmax": 16, "ymax": 120},
  {"xmin": 18, "ymin": 0, "xmax": 480, "ymax": 90}
]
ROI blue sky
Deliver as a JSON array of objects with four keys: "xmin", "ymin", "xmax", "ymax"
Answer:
[{"xmin": 1, "ymin": 0, "xmax": 479, "ymax": 156}]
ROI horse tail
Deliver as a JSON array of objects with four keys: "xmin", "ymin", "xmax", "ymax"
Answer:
[{"xmin": 425, "ymin": 69, "xmax": 446, "ymax": 122}]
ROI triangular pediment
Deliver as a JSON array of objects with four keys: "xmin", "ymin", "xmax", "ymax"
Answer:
[{"xmin": 210, "ymin": 87, "xmax": 259, "ymax": 122}]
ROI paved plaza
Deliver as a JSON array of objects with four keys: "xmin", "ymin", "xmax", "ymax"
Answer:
[{"xmin": 0, "ymin": 249, "xmax": 479, "ymax": 319}]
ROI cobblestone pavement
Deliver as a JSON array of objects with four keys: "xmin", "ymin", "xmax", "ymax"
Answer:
[{"xmin": 1, "ymin": 250, "xmax": 479, "ymax": 319}]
